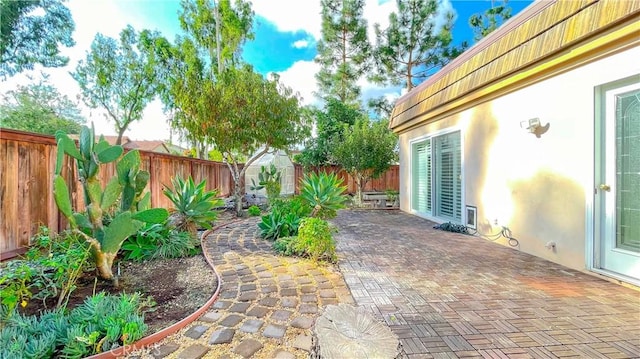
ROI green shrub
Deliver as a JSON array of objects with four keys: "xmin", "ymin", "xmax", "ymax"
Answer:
[
  {"xmin": 249, "ymin": 164, "xmax": 282, "ymax": 204},
  {"xmin": 0, "ymin": 292, "xmax": 148, "ymax": 358},
  {"xmin": 299, "ymin": 171, "xmax": 347, "ymax": 219},
  {"xmin": 258, "ymin": 197, "xmax": 311, "ymax": 241},
  {"xmin": 164, "ymin": 176, "xmax": 223, "ymax": 235},
  {"xmin": 121, "ymin": 223, "xmax": 199, "ymax": 261},
  {"xmin": 273, "ymin": 218, "xmax": 337, "ymax": 262},
  {"xmin": 248, "ymin": 205, "xmax": 262, "ymax": 216},
  {"xmin": 0, "ymin": 228, "xmax": 91, "ymax": 318},
  {"xmin": 272, "ymin": 236, "xmax": 297, "ymax": 256}
]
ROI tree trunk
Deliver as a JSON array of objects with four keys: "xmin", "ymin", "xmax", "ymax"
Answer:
[
  {"xmin": 116, "ymin": 127, "xmax": 127, "ymax": 145},
  {"xmin": 93, "ymin": 250, "xmax": 116, "ymax": 280},
  {"xmin": 355, "ymin": 175, "xmax": 363, "ymax": 207}
]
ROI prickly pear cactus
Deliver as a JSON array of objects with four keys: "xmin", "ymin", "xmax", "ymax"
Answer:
[{"xmin": 53, "ymin": 124, "xmax": 167, "ymax": 280}]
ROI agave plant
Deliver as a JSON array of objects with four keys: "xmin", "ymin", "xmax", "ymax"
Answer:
[
  {"xmin": 298, "ymin": 171, "xmax": 348, "ymax": 219},
  {"xmin": 163, "ymin": 176, "xmax": 223, "ymax": 236}
]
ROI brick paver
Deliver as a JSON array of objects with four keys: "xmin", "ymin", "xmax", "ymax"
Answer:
[{"xmin": 332, "ymin": 210, "xmax": 640, "ymax": 358}]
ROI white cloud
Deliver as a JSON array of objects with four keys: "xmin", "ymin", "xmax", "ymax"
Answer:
[
  {"xmin": 251, "ymin": 0, "xmax": 322, "ymax": 38},
  {"xmin": 274, "ymin": 60, "xmax": 321, "ymax": 106},
  {"xmin": 292, "ymin": 39, "xmax": 310, "ymax": 49}
]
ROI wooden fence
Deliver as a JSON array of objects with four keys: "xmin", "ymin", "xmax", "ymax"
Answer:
[{"xmin": 0, "ymin": 128, "xmax": 399, "ymax": 260}]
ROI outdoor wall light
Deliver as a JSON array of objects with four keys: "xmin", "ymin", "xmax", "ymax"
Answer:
[
  {"xmin": 520, "ymin": 117, "xmax": 541, "ymax": 133},
  {"xmin": 520, "ymin": 117, "xmax": 549, "ymax": 138}
]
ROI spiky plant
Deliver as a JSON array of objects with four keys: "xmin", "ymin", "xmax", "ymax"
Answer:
[
  {"xmin": 298, "ymin": 171, "xmax": 348, "ymax": 219},
  {"xmin": 163, "ymin": 176, "xmax": 223, "ymax": 236}
]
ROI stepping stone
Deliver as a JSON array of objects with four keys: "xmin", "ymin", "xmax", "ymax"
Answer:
[
  {"xmin": 238, "ymin": 291, "xmax": 258, "ymax": 301},
  {"xmin": 319, "ymin": 289, "xmax": 336, "ymax": 298},
  {"xmin": 240, "ymin": 283, "xmax": 256, "ymax": 291},
  {"xmin": 260, "ymin": 297, "xmax": 278, "ymax": 307},
  {"xmin": 177, "ymin": 344, "xmax": 209, "ymax": 359},
  {"xmin": 301, "ymin": 294, "xmax": 317, "ymax": 303},
  {"xmin": 300, "ymin": 304, "xmax": 318, "ymax": 314},
  {"xmin": 261, "ymin": 285, "xmax": 278, "ymax": 293},
  {"xmin": 278, "ymin": 274, "xmax": 293, "ymax": 281},
  {"xmin": 201, "ymin": 311, "xmax": 223, "ymax": 322},
  {"xmin": 318, "ymin": 282, "xmax": 334, "ymax": 289},
  {"xmin": 293, "ymin": 335, "xmax": 313, "ymax": 352},
  {"xmin": 229, "ymin": 302, "xmax": 251, "ymax": 313},
  {"xmin": 247, "ymin": 306, "xmax": 269, "ymax": 318},
  {"xmin": 280, "ymin": 280, "xmax": 295, "ymax": 288},
  {"xmin": 241, "ymin": 275, "xmax": 257, "ymax": 282},
  {"xmin": 220, "ymin": 314, "xmax": 244, "ymax": 327},
  {"xmin": 151, "ymin": 342, "xmax": 179, "ymax": 358},
  {"xmin": 209, "ymin": 328, "xmax": 236, "ymax": 344},
  {"xmin": 273, "ymin": 350, "xmax": 296, "ymax": 359},
  {"xmin": 184, "ymin": 325, "xmax": 208, "ymax": 339},
  {"xmin": 281, "ymin": 297, "xmax": 298, "ymax": 308},
  {"xmin": 300, "ymin": 285, "xmax": 316, "ymax": 293},
  {"xmin": 233, "ymin": 339, "xmax": 264, "ymax": 358},
  {"xmin": 258, "ymin": 271, "xmax": 273, "ymax": 278},
  {"xmin": 297, "ymin": 277, "xmax": 313, "ymax": 284},
  {"xmin": 270, "ymin": 309, "xmax": 292, "ymax": 322},
  {"xmin": 280, "ymin": 288, "xmax": 297, "ymax": 296},
  {"xmin": 314, "ymin": 304, "xmax": 399, "ymax": 359},
  {"xmin": 240, "ymin": 319, "xmax": 264, "ymax": 333},
  {"xmin": 263, "ymin": 324, "xmax": 286, "ymax": 339},
  {"xmin": 220, "ymin": 290, "xmax": 237, "ymax": 299},
  {"xmin": 213, "ymin": 301, "xmax": 232, "ymax": 309},
  {"xmin": 255, "ymin": 265, "xmax": 268, "ymax": 272},
  {"xmin": 322, "ymin": 298, "xmax": 339, "ymax": 306},
  {"xmin": 291, "ymin": 316, "xmax": 314, "ymax": 329}
]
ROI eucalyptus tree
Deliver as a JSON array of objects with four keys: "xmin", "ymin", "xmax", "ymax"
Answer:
[
  {"xmin": 0, "ymin": 0, "xmax": 75, "ymax": 77},
  {"xmin": 370, "ymin": 0, "xmax": 466, "ymax": 91},
  {"xmin": 71, "ymin": 26, "xmax": 161, "ymax": 144},
  {"xmin": 469, "ymin": 0, "xmax": 512, "ymax": 42},
  {"xmin": 315, "ymin": 0, "xmax": 370, "ymax": 106},
  {"xmin": 178, "ymin": 0, "xmax": 254, "ymax": 75}
]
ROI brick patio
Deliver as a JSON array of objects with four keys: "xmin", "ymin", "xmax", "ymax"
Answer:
[{"xmin": 332, "ymin": 210, "xmax": 640, "ymax": 359}]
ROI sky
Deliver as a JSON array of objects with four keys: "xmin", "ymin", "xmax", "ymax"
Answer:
[{"xmin": 0, "ymin": 0, "xmax": 534, "ymax": 142}]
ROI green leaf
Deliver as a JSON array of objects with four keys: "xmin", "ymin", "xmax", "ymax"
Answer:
[
  {"xmin": 132, "ymin": 208, "xmax": 169, "ymax": 224},
  {"xmin": 79, "ymin": 126, "xmax": 93, "ymax": 159},
  {"xmin": 60, "ymin": 136, "xmax": 83, "ymax": 160},
  {"xmin": 97, "ymin": 146, "xmax": 123, "ymax": 163},
  {"xmin": 101, "ymin": 177, "xmax": 123, "ymax": 211},
  {"xmin": 137, "ymin": 192, "xmax": 151, "ymax": 211},
  {"xmin": 86, "ymin": 180, "xmax": 102, "ymax": 206},
  {"xmin": 55, "ymin": 139, "xmax": 65, "ymax": 175},
  {"xmin": 53, "ymin": 175, "xmax": 75, "ymax": 227},
  {"xmin": 117, "ymin": 150, "xmax": 141, "ymax": 183},
  {"xmin": 102, "ymin": 212, "xmax": 142, "ymax": 253},
  {"xmin": 72, "ymin": 213, "xmax": 92, "ymax": 230}
]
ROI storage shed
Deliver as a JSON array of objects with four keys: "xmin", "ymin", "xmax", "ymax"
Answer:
[{"xmin": 244, "ymin": 150, "xmax": 296, "ymax": 196}]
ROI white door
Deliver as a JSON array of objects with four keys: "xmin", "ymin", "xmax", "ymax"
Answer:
[{"xmin": 597, "ymin": 79, "xmax": 640, "ymax": 282}]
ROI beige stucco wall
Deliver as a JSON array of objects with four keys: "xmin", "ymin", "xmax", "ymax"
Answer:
[{"xmin": 399, "ymin": 45, "xmax": 639, "ymax": 272}]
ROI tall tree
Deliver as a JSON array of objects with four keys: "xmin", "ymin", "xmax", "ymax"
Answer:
[
  {"xmin": 315, "ymin": 0, "xmax": 370, "ymax": 105},
  {"xmin": 0, "ymin": 0, "xmax": 75, "ymax": 78},
  {"xmin": 370, "ymin": 0, "xmax": 466, "ymax": 91},
  {"xmin": 0, "ymin": 75, "xmax": 85, "ymax": 135},
  {"xmin": 170, "ymin": 63, "xmax": 309, "ymax": 215},
  {"xmin": 296, "ymin": 99, "xmax": 361, "ymax": 168},
  {"xmin": 469, "ymin": 0, "xmax": 512, "ymax": 42},
  {"xmin": 332, "ymin": 118, "xmax": 398, "ymax": 205},
  {"xmin": 71, "ymin": 26, "xmax": 161, "ymax": 144},
  {"xmin": 178, "ymin": 0, "xmax": 254, "ymax": 75}
]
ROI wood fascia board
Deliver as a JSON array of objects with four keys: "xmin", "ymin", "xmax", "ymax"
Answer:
[{"xmin": 392, "ymin": 20, "xmax": 640, "ymax": 135}]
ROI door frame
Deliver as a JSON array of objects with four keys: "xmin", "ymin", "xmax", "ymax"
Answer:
[{"xmin": 586, "ymin": 74, "xmax": 640, "ymax": 286}]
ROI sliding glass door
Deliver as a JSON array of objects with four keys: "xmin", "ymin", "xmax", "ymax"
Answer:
[{"xmin": 411, "ymin": 131, "xmax": 462, "ymax": 222}]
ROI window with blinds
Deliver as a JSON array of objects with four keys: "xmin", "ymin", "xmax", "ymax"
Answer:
[{"xmin": 411, "ymin": 131, "xmax": 462, "ymax": 222}]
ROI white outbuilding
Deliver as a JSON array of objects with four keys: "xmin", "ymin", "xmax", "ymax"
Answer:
[{"xmin": 244, "ymin": 149, "xmax": 295, "ymax": 197}]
